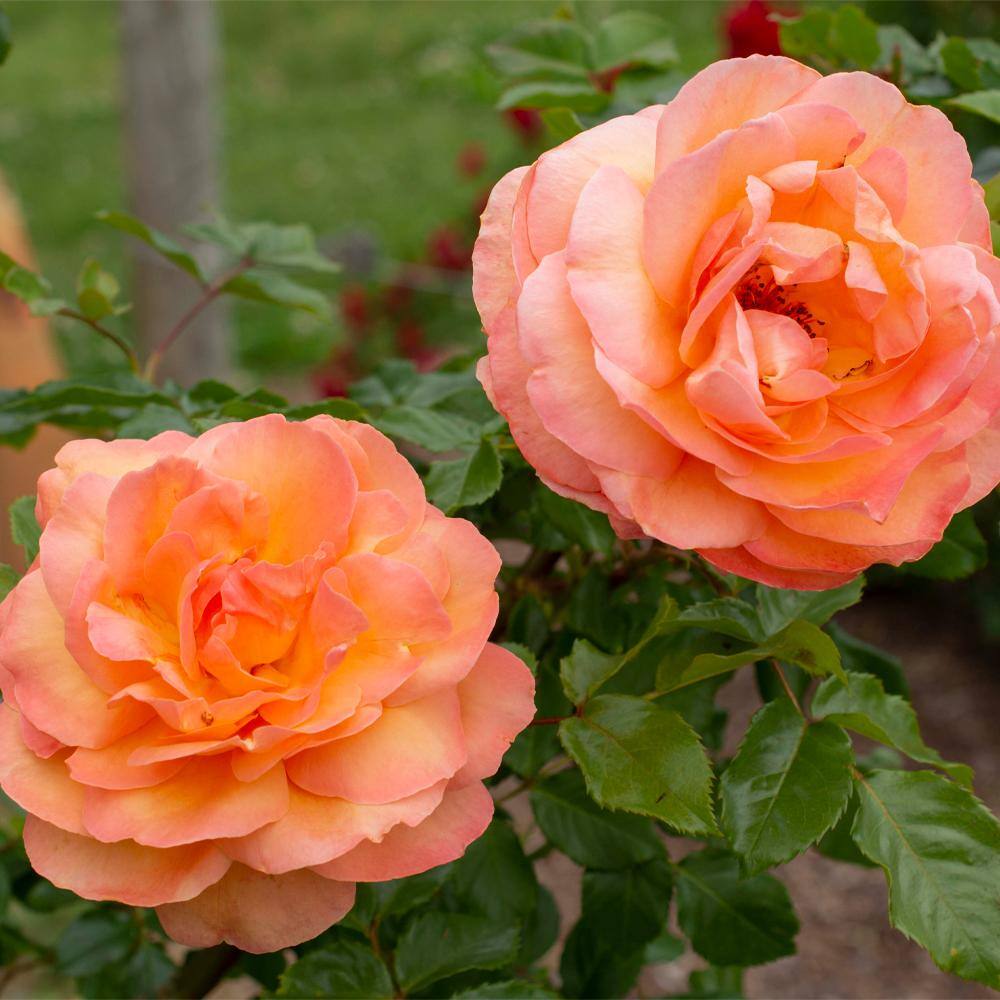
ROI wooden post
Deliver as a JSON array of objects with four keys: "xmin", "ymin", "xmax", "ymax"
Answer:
[{"xmin": 120, "ymin": 0, "xmax": 229, "ymax": 383}]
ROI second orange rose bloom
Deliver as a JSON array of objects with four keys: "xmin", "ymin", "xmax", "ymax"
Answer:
[{"xmin": 474, "ymin": 55, "xmax": 1000, "ymax": 589}]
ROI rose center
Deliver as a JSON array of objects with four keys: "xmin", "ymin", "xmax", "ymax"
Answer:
[{"xmin": 736, "ymin": 265, "xmax": 825, "ymax": 339}]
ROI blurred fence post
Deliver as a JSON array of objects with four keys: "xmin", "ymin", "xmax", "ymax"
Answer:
[{"xmin": 120, "ymin": 0, "xmax": 230, "ymax": 383}]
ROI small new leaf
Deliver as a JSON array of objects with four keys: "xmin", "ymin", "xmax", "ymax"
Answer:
[
  {"xmin": 560, "ymin": 639, "xmax": 619, "ymax": 706},
  {"xmin": 96, "ymin": 211, "xmax": 204, "ymax": 281}
]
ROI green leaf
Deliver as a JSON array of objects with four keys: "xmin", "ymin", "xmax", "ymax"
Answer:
[
  {"xmin": 644, "ymin": 928, "xmax": 685, "ymax": 965},
  {"xmin": 769, "ymin": 619, "xmax": 846, "ymax": 681},
  {"xmin": 940, "ymin": 37, "xmax": 983, "ymax": 91},
  {"xmin": 560, "ymin": 694, "xmax": 717, "ymax": 835},
  {"xmin": 830, "ymin": 5, "xmax": 881, "ymax": 68},
  {"xmin": 984, "ymin": 171, "xmax": 1000, "ymax": 219},
  {"xmin": 451, "ymin": 982, "xmax": 558, "ymax": 999},
  {"xmin": 851, "ymin": 769, "xmax": 1000, "ymax": 988},
  {"xmin": 561, "ymin": 859, "xmax": 673, "ymax": 998},
  {"xmin": 907, "ymin": 510, "xmax": 987, "ymax": 580},
  {"xmin": 676, "ymin": 597, "xmax": 760, "ymax": 642},
  {"xmin": 394, "ymin": 912, "xmax": 519, "ymax": 994},
  {"xmin": 676, "ymin": 849, "xmax": 799, "ymax": 967},
  {"xmin": 589, "ymin": 12, "xmax": 677, "ymax": 72},
  {"xmin": 720, "ymin": 699, "xmax": 853, "ymax": 874},
  {"xmin": 56, "ymin": 909, "xmax": 137, "ymax": 977},
  {"xmin": 876, "ymin": 25, "xmax": 935, "ymax": 79},
  {"xmin": 581, "ymin": 594, "xmax": 680, "ymax": 696},
  {"xmin": 656, "ymin": 618, "xmax": 843, "ymax": 695},
  {"xmin": 816, "ymin": 789, "xmax": 876, "ymax": 868},
  {"xmin": 536, "ymin": 486, "xmax": 616, "ymax": 556},
  {"xmin": 369, "ymin": 865, "xmax": 452, "ymax": 922},
  {"xmin": 530, "ymin": 768, "xmax": 665, "ymax": 870},
  {"xmin": 560, "ymin": 926, "xmax": 645, "ymax": 1000},
  {"xmin": 518, "ymin": 883, "xmax": 559, "ymax": 965},
  {"xmin": 241, "ymin": 221, "xmax": 338, "ymax": 273},
  {"xmin": 497, "ymin": 80, "xmax": 607, "ymax": 114},
  {"xmin": 948, "ymin": 89, "xmax": 1000, "ymax": 124},
  {"xmin": 424, "ymin": 439, "xmax": 502, "ymax": 513},
  {"xmin": 283, "ymin": 397, "xmax": 366, "ymax": 422},
  {"xmin": 75, "ymin": 258, "xmax": 122, "ymax": 321},
  {"xmin": 115, "ymin": 403, "xmax": 194, "ymax": 439},
  {"xmin": 777, "ymin": 9, "xmax": 834, "ymax": 63},
  {"xmin": 120, "ymin": 943, "xmax": 175, "ymax": 998},
  {"xmin": 0, "ymin": 563, "xmax": 19, "ymax": 602},
  {"xmin": 0, "ymin": 251, "xmax": 65, "ymax": 316},
  {"xmin": 560, "ymin": 639, "xmax": 619, "ymax": 706},
  {"xmin": 506, "ymin": 594, "xmax": 549, "ymax": 657},
  {"xmin": 0, "ymin": 375, "xmax": 174, "ymax": 441},
  {"xmin": 828, "ymin": 624, "xmax": 909, "ymax": 698},
  {"xmin": 97, "ymin": 211, "xmax": 204, "ymax": 281},
  {"xmin": 539, "ymin": 107, "xmax": 583, "ymax": 142},
  {"xmin": 486, "ymin": 21, "xmax": 591, "ymax": 81},
  {"xmin": 9, "ymin": 495, "xmax": 40, "ymax": 564},
  {"xmin": 566, "ymin": 566, "xmax": 627, "ymax": 652},
  {"xmin": 450, "ymin": 821, "xmax": 537, "ymax": 923},
  {"xmin": 682, "ymin": 965, "xmax": 745, "ymax": 999},
  {"xmin": 183, "ymin": 215, "xmax": 252, "ymax": 255},
  {"xmin": 223, "ymin": 269, "xmax": 332, "ymax": 317},
  {"xmin": 811, "ymin": 671, "xmax": 972, "ymax": 786},
  {"xmin": 755, "ymin": 577, "xmax": 864, "ymax": 635},
  {"xmin": 375, "ymin": 405, "xmax": 481, "ymax": 452},
  {"xmin": 580, "ymin": 859, "xmax": 673, "ymax": 952},
  {"xmin": 275, "ymin": 939, "xmax": 393, "ymax": 999}
]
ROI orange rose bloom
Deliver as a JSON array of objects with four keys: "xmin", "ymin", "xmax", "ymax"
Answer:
[
  {"xmin": 474, "ymin": 55, "xmax": 1000, "ymax": 589},
  {"xmin": 0, "ymin": 415, "xmax": 534, "ymax": 952}
]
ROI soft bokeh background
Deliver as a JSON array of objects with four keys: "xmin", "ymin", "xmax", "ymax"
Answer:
[{"xmin": 0, "ymin": 0, "xmax": 723, "ymax": 382}]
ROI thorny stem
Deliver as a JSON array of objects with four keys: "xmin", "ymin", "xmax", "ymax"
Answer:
[
  {"xmin": 143, "ymin": 257, "xmax": 253, "ymax": 382},
  {"xmin": 56, "ymin": 307, "xmax": 141, "ymax": 374},
  {"xmin": 772, "ymin": 658, "xmax": 806, "ymax": 718}
]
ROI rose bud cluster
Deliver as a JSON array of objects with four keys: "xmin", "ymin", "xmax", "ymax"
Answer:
[
  {"xmin": 0, "ymin": 415, "xmax": 534, "ymax": 952},
  {"xmin": 474, "ymin": 55, "xmax": 1000, "ymax": 590}
]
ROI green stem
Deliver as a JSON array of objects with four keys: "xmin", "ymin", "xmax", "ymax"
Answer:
[
  {"xmin": 143, "ymin": 257, "xmax": 252, "ymax": 382},
  {"xmin": 56, "ymin": 308, "xmax": 140, "ymax": 374},
  {"xmin": 771, "ymin": 659, "xmax": 806, "ymax": 718}
]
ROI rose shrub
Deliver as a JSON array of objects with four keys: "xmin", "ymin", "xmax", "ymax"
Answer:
[
  {"xmin": 0, "ymin": 414, "xmax": 534, "ymax": 953},
  {"xmin": 474, "ymin": 54, "xmax": 1000, "ymax": 590}
]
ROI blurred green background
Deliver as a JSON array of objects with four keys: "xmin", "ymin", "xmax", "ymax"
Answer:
[
  {"xmin": 0, "ymin": 0, "xmax": 995, "ymax": 382},
  {"xmin": 0, "ymin": 1, "xmax": 725, "ymax": 379}
]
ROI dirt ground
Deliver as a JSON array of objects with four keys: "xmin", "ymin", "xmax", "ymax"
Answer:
[{"xmin": 532, "ymin": 586, "xmax": 1000, "ymax": 1000}]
